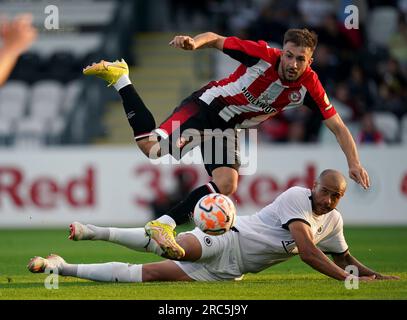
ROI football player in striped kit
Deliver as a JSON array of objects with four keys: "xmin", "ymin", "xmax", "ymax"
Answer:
[{"xmin": 83, "ymin": 29, "xmax": 370, "ymax": 260}]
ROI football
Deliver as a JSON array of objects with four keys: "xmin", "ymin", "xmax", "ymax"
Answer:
[{"xmin": 193, "ymin": 193, "xmax": 236, "ymax": 235}]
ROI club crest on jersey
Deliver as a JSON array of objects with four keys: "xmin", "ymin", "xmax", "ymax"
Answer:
[
  {"xmin": 317, "ymin": 225, "xmax": 323, "ymax": 235},
  {"xmin": 204, "ymin": 236, "xmax": 213, "ymax": 247},
  {"xmin": 288, "ymin": 90, "xmax": 302, "ymax": 103}
]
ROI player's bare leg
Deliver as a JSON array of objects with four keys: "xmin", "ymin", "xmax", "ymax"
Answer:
[{"xmin": 211, "ymin": 167, "xmax": 239, "ymax": 195}]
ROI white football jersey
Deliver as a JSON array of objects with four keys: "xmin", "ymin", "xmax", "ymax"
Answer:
[{"xmin": 235, "ymin": 186, "xmax": 348, "ymax": 274}]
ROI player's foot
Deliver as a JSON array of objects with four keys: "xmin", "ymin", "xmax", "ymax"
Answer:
[
  {"xmin": 144, "ymin": 221, "xmax": 185, "ymax": 259},
  {"xmin": 27, "ymin": 254, "xmax": 66, "ymax": 273},
  {"xmin": 69, "ymin": 221, "xmax": 96, "ymax": 241},
  {"xmin": 83, "ymin": 59, "xmax": 128, "ymax": 86}
]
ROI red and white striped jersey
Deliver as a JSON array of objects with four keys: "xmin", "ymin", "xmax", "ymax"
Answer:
[{"xmin": 198, "ymin": 37, "xmax": 337, "ymax": 129}]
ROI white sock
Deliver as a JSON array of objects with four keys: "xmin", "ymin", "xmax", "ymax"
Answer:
[
  {"xmin": 113, "ymin": 74, "xmax": 131, "ymax": 91},
  {"xmin": 76, "ymin": 262, "xmax": 142, "ymax": 282},
  {"xmin": 156, "ymin": 215, "xmax": 176, "ymax": 228},
  {"xmin": 108, "ymin": 227, "xmax": 150, "ymax": 252}
]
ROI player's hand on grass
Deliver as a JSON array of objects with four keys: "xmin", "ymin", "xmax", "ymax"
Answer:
[
  {"xmin": 349, "ymin": 164, "xmax": 370, "ymax": 190},
  {"xmin": 169, "ymin": 35, "xmax": 196, "ymax": 50},
  {"xmin": 374, "ymin": 274, "xmax": 400, "ymax": 280},
  {"xmin": 0, "ymin": 14, "xmax": 37, "ymax": 55},
  {"xmin": 358, "ymin": 275, "xmax": 376, "ymax": 281}
]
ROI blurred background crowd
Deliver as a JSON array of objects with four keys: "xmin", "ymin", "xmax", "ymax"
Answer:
[{"xmin": 0, "ymin": 0, "xmax": 406, "ymax": 148}]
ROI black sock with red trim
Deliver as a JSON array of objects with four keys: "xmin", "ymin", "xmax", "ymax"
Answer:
[
  {"xmin": 166, "ymin": 181, "xmax": 220, "ymax": 225},
  {"xmin": 118, "ymin": 84, "xmax": 156, "ymax": 138}
]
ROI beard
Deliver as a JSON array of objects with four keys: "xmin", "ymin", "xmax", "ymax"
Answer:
[{"xmin": 284, "ymin": 68, "xmax": 299, "ymax": 81}]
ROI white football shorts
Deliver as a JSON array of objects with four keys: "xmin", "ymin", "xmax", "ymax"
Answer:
[{"xmin": 174, "ymin": 227, "xmax": 245, "ymax": 281}]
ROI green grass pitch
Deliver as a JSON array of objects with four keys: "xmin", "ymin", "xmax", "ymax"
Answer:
[{"xmin": 0, "ymin": 225, "xmax": 406, "ymax": 300}]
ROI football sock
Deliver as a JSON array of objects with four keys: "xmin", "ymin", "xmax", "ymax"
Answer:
[
  {"xmin": 86, "ymin": 224, "xmax": 108, "ymax": 240},
  {"xmin": 113, "ymin": 74, "xmax": 131, "ymax": 91},
  {"xmin": 86, "ymin": 225, "xmax": 157, "ymax": 253},
  {"xmin": 118, "ymin": 84, "xmax": 156, "ymax": 138},
  {"xmin": 157, "ymin": 215, "xmax": 176, "ymax": 227},
  {"xmin": 108, "ymin": 227, "xmax": 150, "ymax": 251},
  {"xmin": 165, "ymin": 181, "xmax": 220, "ymax": 225},
  {"xmin": 67, "ymin": 262, "xmax": 142, "ymax": 282}
]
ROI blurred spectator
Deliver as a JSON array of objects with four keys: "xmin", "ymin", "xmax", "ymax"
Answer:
[
  {"xmin": 357, "ymin": 113, "xmax": 384, "ymax": 144},
  {"xmin": 0, "ymin": 14, "xmax": 37, "ymax": 86},
  {"xmin": 367, "ymin": 0, "xmax": 398, "ymax": 8},
  {"xmin": 150, "ymin": 170, "xmax": 196, "ymax": 219},
  {"xmin": 348, "ymin": 64, "xmax": 373, "ymax": 114},
  {"xmin": 169, "ymin": 0, "xmax": 213, "ymax": 31},
  {"xmin": 298, "ymin": 0, "xmax": 336, "ymax": 28},
  {"xmin": 331, "ymin": 82, "xmax": 363, "ymax": 121},
  {"xmin": 287, "ymin": 120, "xmax": 306, "ymax": 143},
  {"xmin": 312, "ymin": 44, "xmax": 340, "ymax": 90},
  {"xmin": 317, "ymin": 13, "xmax": 356, "ymax": 52},
  {"xmin": 258, "ymin": 114, "xmax": 290, "ymax": 143},
  {"xmin": 248, "ymin": 3, "xmax": 289, "ymax": 44},
  {"xmin": 374, "ymin": 57, "xmax": 407, "ymax": 118},
  {"xmin": 388, "ymin": 14, "xmax": 407, "ymax": 71}
]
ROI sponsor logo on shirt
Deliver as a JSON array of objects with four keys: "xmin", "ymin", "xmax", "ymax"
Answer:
[{"xmin": 241, "ymin": 87, "xmax": 277, "ymax": 114}]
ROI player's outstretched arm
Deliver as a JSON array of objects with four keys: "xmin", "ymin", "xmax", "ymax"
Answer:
[
  {"xmin": 289, "ymin": 221, "xmax": 375, "ymax": 281},
  {"xmin": 0, "ymin": 14, "xmax": 37, "ymax": 86},
  {"xmin": 332, "ymin": 251, "xmax": 400, "ymax": 280},
  {"xmin": 323, "ymin": 114, "xmax": 370, "ymax": 189},
  {"xmin": 169, "ymin": 32, "xmax": 226, "ymax": 51}
]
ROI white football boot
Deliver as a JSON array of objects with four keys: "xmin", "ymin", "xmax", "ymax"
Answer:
[
  {"xmin": 68, "ymin": 221, "xmax": 95, "ymax": 241},
  {"xmin": 27, "ymin": 254, "xmax": 66, "ymax": 273}
]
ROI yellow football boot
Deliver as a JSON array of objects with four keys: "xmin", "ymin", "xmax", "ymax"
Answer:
[
  {"xmin": 145, "ymin": 221, "xmax": 185, "ymax": 260},
  {"xmin": 83, "ymin": 59, "xmax": 129, "ymax": 86}
]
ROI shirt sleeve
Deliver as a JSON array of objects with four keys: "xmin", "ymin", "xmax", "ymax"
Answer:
[
  {"xmin": 317, "ymin": 213, "xmax": 349, "ymax": 254},
  {"xmin": 223, "ymin": 36, "xmax": 277, "ymax": 66},
  {"xmin": 303, "ymin": 72, "xmax": 337, "ymax": 120},
  {"xmin": 277, "ymin": 187, "xmax": 312, "ymax": 230}
]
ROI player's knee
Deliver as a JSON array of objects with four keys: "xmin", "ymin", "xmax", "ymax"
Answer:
[
  {"xmin": 142, "ymin": 265, "xmax": 159, "ymax": 282},
  {"xmin": 212, "ymin": 167, "xmax": 238, "ymax": 195},
  {"xmin": 176, "ymin": 234, "xmax": 202, "ymax": 261},
  {"xmin": 214, "ymin": 178, "xmax": 238, "ymax": 195}
]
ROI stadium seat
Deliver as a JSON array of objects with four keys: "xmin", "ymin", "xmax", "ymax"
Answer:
[
  {"xmin": 0, "ymin": 119, "xmax": 14, "ymax": 145},
  {"xmin": 367, "ymin": 6, "xmax": 398, "ymax": 47},
  {"xmin": 44, "ymin": 51, "xmax": 79, "ymax": 83},
  {"xmin": 372, "ymin": 111, "xmax": 399, "ymax": 143},
  {"xmin": 48, "ymin": 117, "xmax": 67, "ymax": 144},
  {"xmin": 9, "ymin": 52, "xmax": 43, "ymax": 83},
  {"xmin": 330, "ymin": 98, "xmax": 353, "ymax": 122},
  {"xmin": 400, "ymin": 114, "xmax": 407, "ymax": 144},
  {"xmin": 0, "ymin": 81, "xmax": 29, "ymax": 120},
  {"xmin": 14, "ymin": 117, "xmax": 48, "ymax": 148},
  {"xmin": 319, "ymin": 121, "xmax": 360, "ymax": 144},
  {"xmin": 29, "ymin": 80, "xmax": 63, "ymax": 120},
  {"xmin": 62, "ymin": 80, "xmax": 83, "ymax": 115}
]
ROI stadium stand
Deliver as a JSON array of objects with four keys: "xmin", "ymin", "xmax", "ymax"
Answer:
[
  {"xmin": 400, "ymin": 113, "xmax": 407, "ymax": 143},
  {"xmin": 372, "ymin": 111, "xmax": 400, "ymax": 143},
  {"xmin": 1, "ymin": 0, "xmax": 406, "ymax": 147},
  {"xmin": 0, "ymin": 0, "xmax": 136, "ymax": 147}
]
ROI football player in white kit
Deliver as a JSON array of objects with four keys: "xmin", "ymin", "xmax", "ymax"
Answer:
[{"xmin": 28, "ymin": 169, "xmax": 398, "ymax": 282}]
